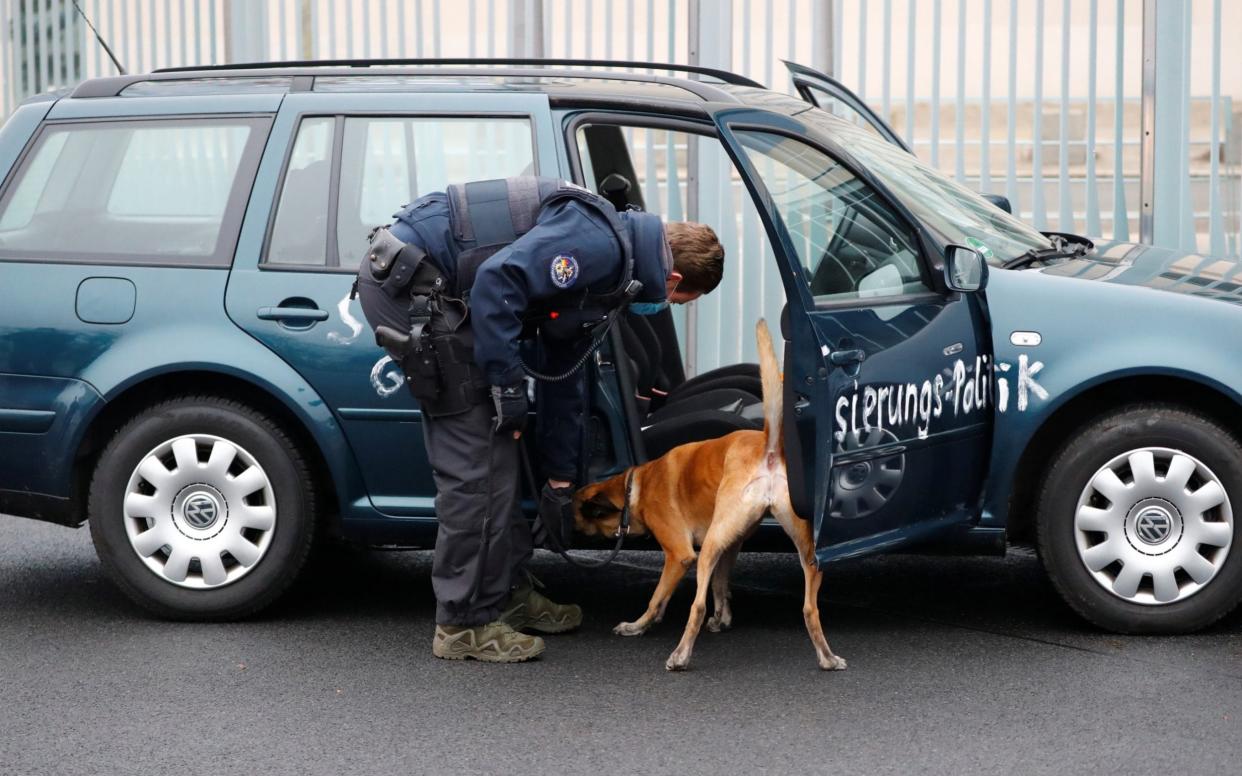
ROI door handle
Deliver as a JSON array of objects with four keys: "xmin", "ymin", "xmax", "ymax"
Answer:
[
  {"xmin": 828, "ymin": 348, "xmax": 866, "ymax": 366},
  {"xmin": 257, "ymin": 306, "xmax": 329, "ymax": 322}
]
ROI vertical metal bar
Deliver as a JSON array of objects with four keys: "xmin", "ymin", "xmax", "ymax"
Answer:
[
  {"xmin": 344, "ymin": 0, "xmax": 354, "ymax": 59},
  {"xmin": 194, "ymin": 0, "xmax": 203, "ymax": 65},
  {"xmin": 488, "ymin": 0, "xmax": 496, "ymax": 56},
  {"xmin": 812, "ymin": 0, "xmax": 834, "ymax": 77},
  {"xmin": 380, "ymin": 0, "xmax": 390, "ymax": 58},
  {"xmin": 468, "ymin": 0, "xmax": 477, "ymax": 57},
  {"xmin": 1085, "ymin": 0, "xmax": 1101, "ymax": 236},
  {"xmin": 882, "ymin": 0, "xmax": 891, "ymax": 122},
  {"xmin": 305, "ymin": 0, "xmax": 315, "ymax": 58},
  {"xmin": 930, "ymin": 0, "xmax": 941, "ymax": 167},
  {"xmin": 1207, "ymin": 0, "xmax": 1224, "ymax": 256},
  {"xmin": 209, "ymin": 0, "xmax": 218, "ymax": 63},
  {"xmin": 162, "ymin": 0, "xmax": 172, "ymax": 68},
  {"xmin": 980, "ymin": 0, "xmax": 992, "ymax": 192},
  {"xmin": 1139, "ymin": 0, "xmax": 1157, "ymax": 243},
  {"xmin": 603, "ymin": 0, "xmax": 612, "ymax": 60},
  {"xmin": 954, "ymin": 0, "xmax": 966, "ymax": 182},
  {"xmin": 50, "ymin": 0, "xmax": 62, "ymax": 87},
  {"xmin": 38, "ymin": 0, "xmax": 49, "ymax": 91},
  {"xmin": 278, "ymin": 0, "xmax": 290, "ymax": 61},
  {"xmin": 742, "ymin": 0, "xmax": 751, "ymax": 78},
  {"xmin": 1032, "ymin": 0, "xmax": 1046, "ymax": 229},
  {"xmin": 626, "ymin": 0, "xmax": 635, "ymax": 63},
  {"xmin": 667, "ymin": 0, "xmax": 676, "ymax": 70},
  {"xmin": 833, "ymin": 0, "xmax": 843, "ymax": 77},
  {"xmin": 905, "ymin": 0, "xmax": 916, "ymax": 149},
  {"xmin": 91, "ymin": 0, "xmax": 103, "ymax": 78},
  {"xmin": 330, "ymin": 0, "xmax": 340, "ymax": 58},
  {"xmin": 763, "ymin": 0, "xmax": 772, "ymax": 86},
  {"xmin": 1005, "ymin": 0, "xmax": 1018, "ymax": 214},
  {"xmin": 685, "ymin": 0, "xmax": 702, "ymax": 374},
  {"xmin": 530, "ymin": 0, "xmax": 545, "ymax": 58},
  {"xmin": 0, "ymin": 0, "xmax": 11, "ymax": 115},
  {"xmin": 1177, "ymin": 0, "xmax": 1194, "ymax": 251},
  {"xmin": 25, "ymin": 0, "xmax": 37, "ymax": 100},
  {"xmin": 857, "ymin": 0, "xmax": 867, "ymax": 101},
  {"xmin": 1112, "ymin": 0, "xmax": 1128, "ymax": 241},
  {"xmin": 179, "ymin": 0, "xmax": 188, "ymax": 65},
  {"xmin": 1058, "ymin": 0, "xmax": 1071, "ymax": 230},
  {"xmin": 786, "ymin": 0, "xmax": 795, "ymax": 88}
]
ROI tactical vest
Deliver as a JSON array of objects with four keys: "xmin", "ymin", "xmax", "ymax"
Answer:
[
  {"xmin": 354, "ymin": 177, "xmax": 643, "ymax": 417},
  {"xmin": 447, "ymin": 176, "xmax": 635, "ymax": 305}
]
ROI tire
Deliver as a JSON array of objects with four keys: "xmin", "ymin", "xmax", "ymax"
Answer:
[
  {"xmin": 1036, "ymin": 403, "xmax": 1242, "ymax": 633},
  {"xmin": 88, "ymin": 396, "xmax": 318, "ymax": 620}
]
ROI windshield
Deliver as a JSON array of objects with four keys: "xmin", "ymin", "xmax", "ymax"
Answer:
[{"xmin": 727, "ymin": 88, "xmax": 1054, "ymax": 263}]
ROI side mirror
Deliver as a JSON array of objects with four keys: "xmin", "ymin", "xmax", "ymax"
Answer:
[
  {"xmin": 944, "ymin": 244, "xmax": 988, "ymax": 293},
  {"xmin": 981, "ymin": 193, "xmax": 1012, "ymax": 214}
]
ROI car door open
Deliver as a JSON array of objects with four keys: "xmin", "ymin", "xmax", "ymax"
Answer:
[{"xmin": 711, "ymin": 107, "xmax": 992, "ymax": 564}]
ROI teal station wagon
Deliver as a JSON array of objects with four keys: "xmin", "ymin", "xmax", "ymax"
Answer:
[{"xmin": 2, "ymin": 59, "xmax": 1241, "ymax": 635}]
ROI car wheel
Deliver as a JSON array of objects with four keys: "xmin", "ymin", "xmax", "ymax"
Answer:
[
  {"xmin": 88, "ymin": 396, "xmax": 317, "ymax": 620},
  {"xmin": 1036, "ymin": 403, "xmax": 1242, "ymax": 633}
]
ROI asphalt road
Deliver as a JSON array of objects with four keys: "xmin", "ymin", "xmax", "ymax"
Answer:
[{"xmin": 2, "ymin": 514, "xmax": 1241, "ymax": 776}]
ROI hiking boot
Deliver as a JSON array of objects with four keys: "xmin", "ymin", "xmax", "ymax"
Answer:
[
  {"xmin": 432, "ymin": 621, "xmax": 545, "ymax": 663},
  {"xmin": 500, "ymin": 576, "xmax": 583, "ymax": 634}
]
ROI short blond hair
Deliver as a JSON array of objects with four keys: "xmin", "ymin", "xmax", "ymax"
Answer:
[{"xmin": 664, "ymin": 221, "xmax": 725, "ymax": 295}]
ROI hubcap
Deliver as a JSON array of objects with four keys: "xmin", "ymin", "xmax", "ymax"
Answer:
[
  {"xmin": 1073, "ymin": 447, "xmax": 1233, "ymax": 605},
  {"xmin": 831, "ymin": 427, "xmax": 904, "ymax": 520},
  {"xmin": 123, "ymin": 434, "xmax": 277, "ymax": 589}
]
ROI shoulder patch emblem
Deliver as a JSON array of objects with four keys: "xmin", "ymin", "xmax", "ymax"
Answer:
[{"xmin": 550, "ymin": 254, "xmax": 579, "ymax": 288}]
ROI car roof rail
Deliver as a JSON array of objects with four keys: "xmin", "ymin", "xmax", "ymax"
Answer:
[{"xmin": 151, "ymin": 57, "xmax": 766, "ymax": 88}]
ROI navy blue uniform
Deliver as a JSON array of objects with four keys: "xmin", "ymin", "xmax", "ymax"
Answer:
[
  {"xmin": 389, "ymin": 191, "xmax": 666, "ymax": 480},
  {"xmin": 380, "ymin": 179, "xmax": 669, "ymax": 627}
]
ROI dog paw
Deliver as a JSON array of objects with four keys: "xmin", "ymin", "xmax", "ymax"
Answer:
[
  {"xmin": 665, "ymin": 649, "xmax": 691, "ymax": 671},
  {"xmin": 613, "ymin": 621, "xmax": 646, "ymax": 637},
  {"xmin": 705, "ymin": 615, "xmax": 732, "ymax": 633},
  {"xmin": 818, "ymin": 654, "xmax": 847, "ymax": 671}
]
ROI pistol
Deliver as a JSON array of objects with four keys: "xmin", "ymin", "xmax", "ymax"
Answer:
[{"xmin": 375, "ymin": 325, "xmax": 412, "ymax": 356}]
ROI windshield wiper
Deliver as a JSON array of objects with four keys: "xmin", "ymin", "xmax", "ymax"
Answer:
[{"xmin": 1001, "ymin": 239, "xmax": 1090, "ymax": 270}]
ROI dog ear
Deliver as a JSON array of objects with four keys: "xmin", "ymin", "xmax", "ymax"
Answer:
[{"xmin": 580, "ymin": 492, "xmax": 621, "ymax": 521}]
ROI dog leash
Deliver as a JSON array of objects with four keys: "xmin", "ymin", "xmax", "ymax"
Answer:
[{"xmin": 520, "ymin": 445, "xmax": 633, "ymax": 569}]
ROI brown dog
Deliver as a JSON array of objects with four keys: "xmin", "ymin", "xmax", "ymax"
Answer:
[{"xmin": 574, "ymin": 320, "xmax": 847, "ymax": 672}]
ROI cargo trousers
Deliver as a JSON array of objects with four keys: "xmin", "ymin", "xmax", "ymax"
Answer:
[{"xmin": 422, "ymin": 400, "xmax": 533, "ymax": 626}]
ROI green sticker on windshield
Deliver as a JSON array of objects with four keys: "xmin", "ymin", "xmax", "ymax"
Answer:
[{"xmin": 965, "ymin": 237, "xmax": 995, "ymax": 261}]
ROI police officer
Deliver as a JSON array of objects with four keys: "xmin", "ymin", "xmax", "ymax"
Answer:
[{"xmin": 355, "ymin": 176, "xmax": 724, "ymax": 663}]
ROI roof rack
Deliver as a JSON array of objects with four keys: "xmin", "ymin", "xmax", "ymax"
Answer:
[{"xmin": 152, "ymin": 57, "xmax": 765, "ymax": 89}]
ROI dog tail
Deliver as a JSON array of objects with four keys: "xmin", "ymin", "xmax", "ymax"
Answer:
[{"xmin": 755, "ymin": 318, "xmax": 783, "ymax": 462}]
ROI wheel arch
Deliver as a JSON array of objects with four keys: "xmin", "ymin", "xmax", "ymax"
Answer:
[
  {"xmin": 1005, "ymin": 373, "xmax": 1242, "ymax": 544},
  {"xmin": 71, "ymin": 369, "xmax": 344, "ymax": 532}
]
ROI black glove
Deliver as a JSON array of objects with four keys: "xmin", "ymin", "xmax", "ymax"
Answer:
[
  {"xmin": 535, "ymin": 482, "xmax": 575, "ymax": 550},
  {"xmin": 490, "ymin": 383, "xmax": 528, "ymax": 434}
]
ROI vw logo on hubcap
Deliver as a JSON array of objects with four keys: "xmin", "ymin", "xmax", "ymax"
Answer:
[
  {"xmin": 1135, "ymin": 507, "xmax": 1173, "ymax": 545},
  {"xmin": 182, "ymin": 492, "xmax": 220, "ymax": 530}
]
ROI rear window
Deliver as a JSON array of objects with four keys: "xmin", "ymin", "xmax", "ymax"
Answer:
[{"xmin": 0, "ymin": 117, "xmax": 269, "ymax": 266}]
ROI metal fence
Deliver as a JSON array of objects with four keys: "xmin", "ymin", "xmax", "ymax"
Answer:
[{"xmin": 0, "ymin": 0, "xmax": 1238, "ymax": 372}]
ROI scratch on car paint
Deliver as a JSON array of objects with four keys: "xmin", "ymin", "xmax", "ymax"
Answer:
[
  {"xmin": 327, "ymin": 292, "xmax": 364, "ymax": 345},
  {"xmin": 370, "ymin": 356, "xmax": 404, "ymax": 398}
]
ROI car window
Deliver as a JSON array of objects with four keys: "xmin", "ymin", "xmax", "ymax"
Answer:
[
  {"xmin": 0, "ymin": 118, "xmax": 264, "ymax": 265},
  {"xmin": 801, "ymin": 85, "xmax": 890, "ymax": 144},
  {"xmin": 734, "ymin": 129, "xmax": 928, "ymax": 302},
  {"xmin": 333, "ymin": 116, "xmax": 535, "ymax": 269},
  {"xmin": 267, "ymin": 117, "xmax": 334, "ymax": 266},
  {"xmin": 573, "ymin": 121, "xmax": 789, "ymax": 368}
]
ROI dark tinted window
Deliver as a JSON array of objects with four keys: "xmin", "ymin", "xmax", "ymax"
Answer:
[{"xmin": 0, "ymin": 117, "xmax": 267, "ymax": 265}]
